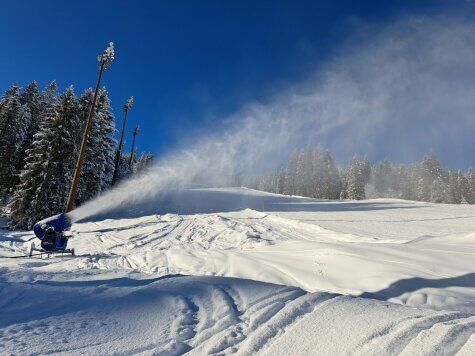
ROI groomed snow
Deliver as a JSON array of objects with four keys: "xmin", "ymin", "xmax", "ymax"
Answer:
[{"xmin": 1, "ymin": 187, "xmax": 474, "ymax": 354}]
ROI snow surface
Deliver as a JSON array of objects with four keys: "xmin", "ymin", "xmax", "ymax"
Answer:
[{"xmin": 1, "ymin": 187, "xmax": 474, "ymax": 354}]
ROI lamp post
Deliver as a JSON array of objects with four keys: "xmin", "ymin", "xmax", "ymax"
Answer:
[
  {"xmin": 111, "ymin": 96, "xmax": 133, "ymax": 185},
  {"xmin": 65, "ymin": 42, "xmax": 114, "ymax": 213},
  {"xmin": 128, "ymin": 126, "xmax": 139, "ymax": 168}
]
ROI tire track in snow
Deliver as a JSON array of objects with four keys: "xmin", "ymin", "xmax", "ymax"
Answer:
[
  {"xmin": 107, "ymin": 219, "xmax": 182, "ymax": 251},
  {"xmin": 237, "ymin": 292, "xmax": 339, "ymax": 354},
  {"xmin": 400, "ymin": 315, "xmax": 475, "ymax": 355},
  {"xmin": 202, "ymin": 286, "xmax": 248, "ymax": 354},
  {"xmin": 188, "ymin": 284, "xmax": 246, "ymax": 350},
  {"xmin": 189, "ymin": 285, "xmax": 305, "ymax": 354},
  {"xmin": 353, "ymin": 311, "xmax": 474, "ymax": 355}
]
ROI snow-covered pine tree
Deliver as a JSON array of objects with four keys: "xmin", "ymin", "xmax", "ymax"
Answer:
[
  {"xmin": 347, "ymin": 156, "xmax": 365, "ymax": 200},
  {"xmin": 283, "ymin": 150, "xmax": 299, "ymax": 195},
  {"xmin": 41, "ymin": 81, "xmax": 59, "ymax": 118},
  {"xmin": 339, "ymin": 166, "xmax": 348, "ymax": 200},
  {"xmin": 322, "ymin": 150, "xmax": 342, "ymax": 199},
  {"xmin": 382, "ymin": 159, "xmax": 393, "ymax": 196},
  {"xmin": 277, "ymin": 168, "xmax": 285, "ymax": 194},
  {"xmin": 0, "ymin": 84, "xmax": 31, "ymax": 199},
  {"xmin": 134, "ymin": 152, "xmax": 153, "ymax": 175},
  {"xmin": 129, "ymin": 148, "xmax": 138, "ymax": 170},
  {"xmin": 295, "ymin": 149, "xmax": 306, "ymax": 196},
  {"xmin": 270, "ymin": 171, "xmax": 280, "ymax": 193},
  {"xmin": 97, "ymin": 89, "xmax": 116, "ymax": 191},
  {"xmin": 76, "ymin": 88, "xmax": 116, "ymax": 204},
  {"xmin": 407, "ymin": 164, "xmax": 420, "ymax": 201},
  {"xmin": 464, "ymin": 168, "xmax": 475, "ymax": 204},
  {"xmin": 311, "ymin": 146, "xmax": 325, "ymax": 198},
  {"xmin": 360, "ymin": 156, "xmax": 371, "ymax": 185},
  {"xmin": 395, "ymin": 165, "xmax": 413, "ymax": 200},
  {"xmin": 372, "ymin": 161, "xmax": 385, "ymax": 195},
  {"xmin": 20, "ymin": 81, "xmax": 44, "ymax": 145},
  {"xmin": 303, "ymin": 146, "xmax": 314, "ymax": 197},
  {"xmin": 14, "ymin": 82, "xmax": 48, "ymax": 185},
  {"xmin": 458, "ymin": 172, "xmax": 470, "ymax": 204},
  {"xmin": 0, "ymin": 85, "xmax": 19, "ymax": 133},
  {"xmin": 447, "ymin": 170, "xmax": 462, "ymax": 204},
  {"xmin": 418, "ymin": 153, "xmax": 444, "ymax": 202},
  {"xmin": 9, "ymin": 86, "xmax": 81, "ymax": 228},
  {"xmin": 116, "ymin": 152, "xmax": 133, "ymax": 182},
  {"xmin": 430, "ymin": 176, "xmax": 448, "ymax": 203}
]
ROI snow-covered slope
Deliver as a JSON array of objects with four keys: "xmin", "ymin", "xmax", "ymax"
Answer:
[
  {"xmin": 1, "ymin": 272, "xmax": 474, "ymax": 355},
  {"xmin": 1, "ymin": 188, "xmax": 474, "ymax": 354}
]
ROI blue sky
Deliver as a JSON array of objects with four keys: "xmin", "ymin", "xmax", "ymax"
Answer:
[{"xmin": 1, "ymin": 1, "xmax": 473, "ymax": 167}]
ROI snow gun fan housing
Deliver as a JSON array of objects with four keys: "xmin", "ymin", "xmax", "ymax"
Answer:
[{"xmin": 32, "ymin": 213, "xmax": 74, "ymax": 255}]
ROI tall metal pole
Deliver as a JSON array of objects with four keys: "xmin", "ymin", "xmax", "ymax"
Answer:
[
  {"xmin": 128, "ymin": 126, "xmax": 139, "ymax": 167},
  {"xmin": 65, "ymin": 43, "xmax": 114, "ymax": 213},
  {"xmin": 112, "ymin": 96, "xmax": 134, "ymax": 186}
]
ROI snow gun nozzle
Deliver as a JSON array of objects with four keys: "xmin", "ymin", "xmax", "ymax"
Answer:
[{"xmin": 33, "ymin": 213, "xmax": 72, "ymax": 240}]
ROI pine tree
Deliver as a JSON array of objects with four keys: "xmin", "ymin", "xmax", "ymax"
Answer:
[
  {"xmin": 320, "ymin": 150, "xmax": 341, "ymax": 199},
  {"xmin": 382, "ymin": 159, "xmax": 393, "ymax": 195},
  {"xmin": 360, "ymin": 157, "xmax": 371, "ymax": 185},
  {"xmin": 134, "ymin": 152, "xmax": 153, "ymax": 175},
  {"xmin": 339, "ymin": 166, "xmax": 348, "ymax": 199},
  {"xmin": 447, "ymin": 170, "xmax": 462, "ymax": 204},
  {"xmin": 0, "ymin": 84, "xmax": 31, "ymax": 199},
  {"xmin": 116, "ymin": 153, "xmax": 133, "ymax": 182},
  {"xmin": 372, "ymin": 161, "xmax": 385, "ymax": 195},
  {"xmin": 295, "ymin": 149, "xmax": 306, "ymax": 196},
  {"xmin": 418, "ymin": 153, "xmax": 443, "ymax": 201},
  {"xmin": 9, "ymin": 87, "xmax": 81, "ymax": 228},
  {"xmin": 396, "ymin": 165, "xmax": 413, "ymax": 200},
  {"xmin": 284, "ymin": 150, "xmax": 299, "ymax": 195},
  {"xmin": 430, "ymin": 177, "xmax": 447, "ymax": 203},
  {"xmin": 20, "ymin": 81, "xmax": 44, "ymax": 144},
  {"xmin": 303, "ymin": 146, "xmax": 314, "ymax": 197},
  {"xmin": 464, "ymin": 168, "xmax": 475, "ymax": 204},
  {"xmin": 312, "ymin": 146, "xmax": 325, "ymax": 198},
  {"xmin": 277, "ymin": 168, "xmax": 285, "ymax": 194},
  {"xmin": 76, "ymin": 88, "xmax": 116, "ymax": 204},
  {"xmin": 97, "ymin": 90, "xmax": 116, "ymax": 191},
  {"xmin": 41, "ymin": 81, "xmax": 59, "ymax": 119},
  {"xmin": 347, "ymin": 156, "xmax": 365, "ymax": 200}
]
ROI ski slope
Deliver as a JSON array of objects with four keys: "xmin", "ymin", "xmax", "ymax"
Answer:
[{"xmin": 1, "ymin": 187, "xmax": 474, "ymax": 354}]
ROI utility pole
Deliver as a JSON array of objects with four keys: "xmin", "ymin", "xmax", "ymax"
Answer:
[
  {"xmin": 128, "ymin": 126, "xmax": 139, "ymax": 168},
  {"xmin": 65, "ymin": 42, "xmax": 115, "ymax": 213},
  {"xmin": 111, "ymin": 96, "xmax": 133, "ymax": 185}
]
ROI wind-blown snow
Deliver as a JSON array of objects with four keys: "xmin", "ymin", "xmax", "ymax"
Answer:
[
  {"xmin": 1, "ymin": 188, "xmax": 474, "ymax": 354},
  {"xmin": 69, "ymin": 16, "xmax": 475, "ymax": 223}
]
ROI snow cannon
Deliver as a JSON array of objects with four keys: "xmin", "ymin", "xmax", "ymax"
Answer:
[{"xmin": 30, "ymin": 213, "xmax": 74, "ymax": 257}]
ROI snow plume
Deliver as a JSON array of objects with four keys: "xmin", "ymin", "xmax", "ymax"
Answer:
[{"xmin": 70, "ymin": 15, "xmax": 475, "ymax": 222}]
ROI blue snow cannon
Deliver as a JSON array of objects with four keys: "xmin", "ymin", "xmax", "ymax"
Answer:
[{"xmin": 31, "ymin": 213, "xmax": 74, "ymax": 256}]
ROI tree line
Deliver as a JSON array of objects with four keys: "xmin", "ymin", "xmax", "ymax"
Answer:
[
  {"xmin": 243, "ymin": 147, "xmax": 475, "ymax": 204},
  {"xmin": 0, "ymin": 82, "xmax": 153, "ymax": 229}
]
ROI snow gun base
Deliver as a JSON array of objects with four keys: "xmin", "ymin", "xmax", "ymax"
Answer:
[{"xmin": 29, "ymin": 242, "xmax": 75, "ymax": 258}]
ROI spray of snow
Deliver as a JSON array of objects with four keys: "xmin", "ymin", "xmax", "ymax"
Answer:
[{"xmin": 69, "ymin": 16, "xmax": 475, "ymax": 222}]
